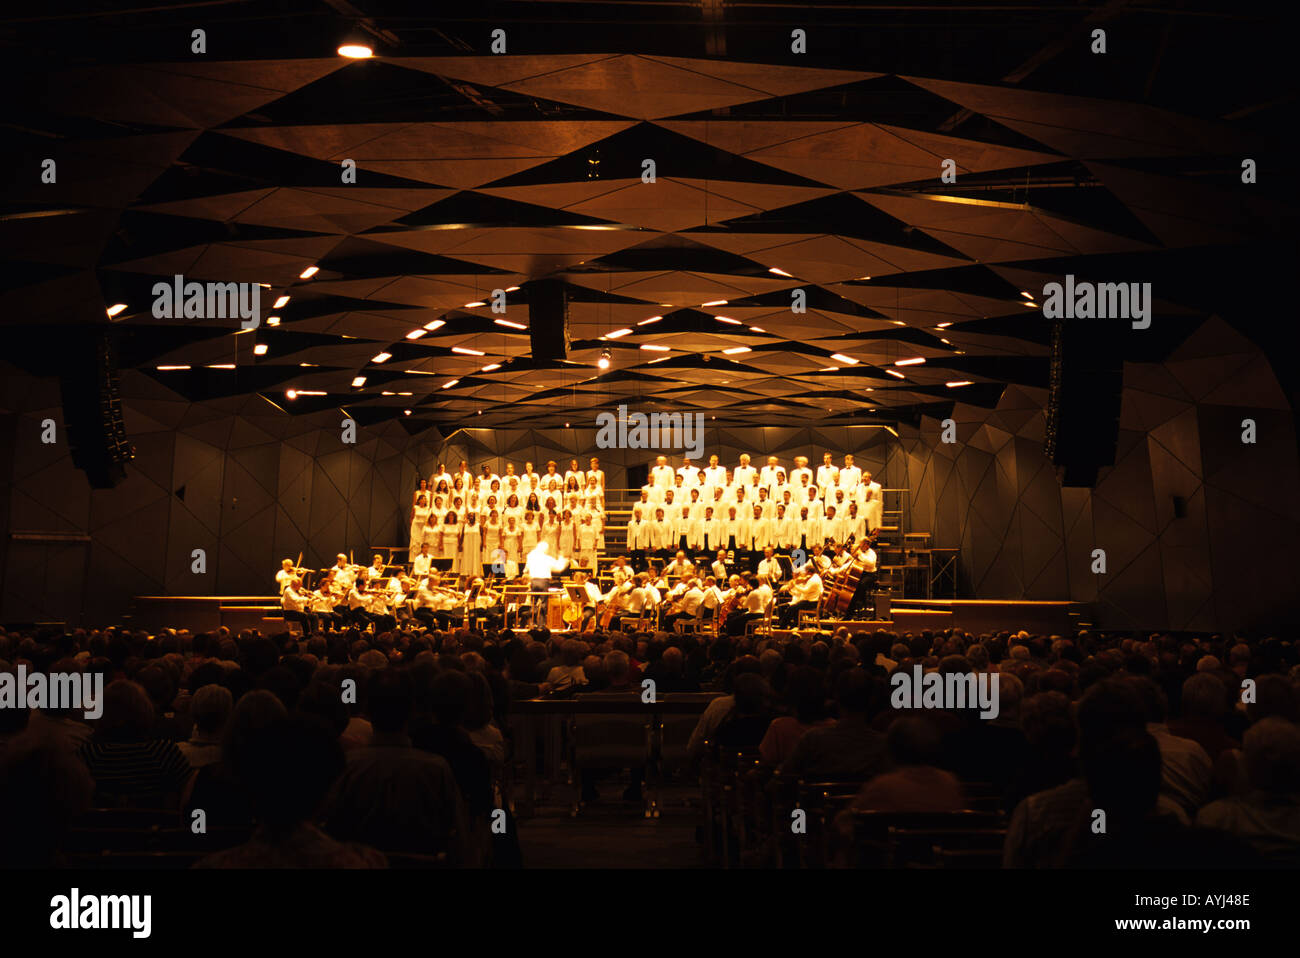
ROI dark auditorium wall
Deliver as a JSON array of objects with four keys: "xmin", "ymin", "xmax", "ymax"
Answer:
[
  {"xmin": 0, "ymin": 366, "xmax": 439, "ymax": 627},
  {"xmin": 896, "ymin": 318, "xmax": 1300, "ymax": 633},
  {"xmin": 3, "ymin": 315, "xmax": 1296, "ymax": 633}
]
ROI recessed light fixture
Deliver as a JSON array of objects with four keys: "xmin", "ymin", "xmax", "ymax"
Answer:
[
  {"xmin": 605, "ymin": 328, "xmax": 633, "ymax": 339},
  {"xmin": 768, "ymin": 267, "xmax": 793, "ymax": 277},
  {"xmin": 207, "ymin": 364, "xmax": 236, "ymax": 370},
  {"xmin": 946, "ymin": 381, "xmax": 973, "ymax": 388},
  {"xmin": 936, "ymin": 322, "xmax": 952, "ymax": 329},
  {"xmin": 404, "ymin": 409, "xmax": 412, "ymax": 416},
  {"xmin": 598, "ymin": 350, "xmax": 611, "ymax": 370},
  {"xmin": 892, "ymin": 320, "xmax": 906, "ymax": 326},
  {"xmin": 1020, "ymin": 291, "xmax": 1033, "ymax": 298},
  {"xmin": 505, "ymin": 286, "xmax": 520, "ymax": 292},
  {"xmin": 266, "ymin": 317, "xmax": 280, "ymax": 326},
  {"xmin": 886, "ymin": 369, "xmax": 906, "ymax": 379},
  {"xmin": 452, "ymin": 346, "xmax": 484, "ymax": 356},
  {"xmin": 830, "ymin": 354, "xmax": 859, "ymax": 365},
  {"xmin": 299, "ymin": 266, "xmax": 319, "ymax": 279},
  {"xmin": 640, "ymin": 344, "xmax": 670, "ymax": 352},
  {"xmin": 715, "ymin": 316, "xmax": 741, "ymax": 325},
  {"xmin": 406, "ymin": 329, "xmax": 427, "ymax": 340},
  {"xmin": 424, "ymin": 320, "xmax": 445, "ymax": 331},
  {"xmin": 481, "ymin": 363, "xmax": 501, "ymax": 372},
  {"xmin": 463, "ymin": 301, "xmax": 485, "ymax": 308},
  {"xmin": 819, "ymin": 366, "xmax": 840, "ymax": 372},
  {"xmin": 637, "ymin": 316, "xmax": 662, "ymax": 326},
  {"xmin": 296, "ymin": 390, "xmax": 326, "ymax": 396},
  {"xmin": 156, "ymin": 365, "xmax": 190, "ymax": 371},
  {"xmin": 253, "ymin": 344, "xmax": 268, "ymax": 355},
  {"xmin": 723, "ymin": 347, "xmax": 751, "ymax": 355},
  {"xmin": 352, "ymin": 376, "xmax": 366, "ymax": 387},
  {"xmin": 443, "ymin": 379, "xmax": 459, "ymax": 389},
  {"xmin": 372, "ymin": 352, "xmax": 392, "ymax": 363},
  {"xmin": 749, "ymin": 326, "xmax": 766, "ymax": 333},
  {"xmin": 273, "ymin": 296, "xmax": 289, "ymax": 309},
  {"xmin": 338, "ymin": 44, "xmax": 373, "ymax": 59},
  {"xmin": 286, "ymin": 389, "xmax": 297, "ymax": 400},
  {"xmin": 702, "ymin": 300, "xmax": 727, "ymax": 307},
  {"xmin": 106, "ymin": 304, "xmax": 127, "ymax": 318},
  {"xmin": 895, "ymin": 357, "xmax": 926, "ymax": 366},
  {"xmin": 1022, "ymin": 300, "xmax": 1037, "ymax": 307},
  {"xmin": 494, "ymin": 319, "xmax": 526, "ymax": 330}
]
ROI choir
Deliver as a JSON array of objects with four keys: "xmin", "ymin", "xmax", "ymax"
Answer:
[{"xmin": 278, "ymin": 452, "xmax": 885, "ymax": 637}]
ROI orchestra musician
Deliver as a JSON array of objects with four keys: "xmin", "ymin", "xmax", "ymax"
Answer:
[
  {"xmin": 280, "ymin": 576, "xmax": 318, "ymax": 636},
  {"xmin": 777, "ymin": 566, "xmax": 824, "ymax": 628}
]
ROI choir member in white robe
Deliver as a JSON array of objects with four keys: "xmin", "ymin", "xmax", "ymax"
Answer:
[
  {"xmin": 502, "ymin": 515, "xmax": 522, "ymax": 564},
  {"xmin": 702, "ymin": 455, "xmax": 727, "ymax": 490},
  {"xmin": 759, "ymin": 456, "xmax": 785, "ymax": 494},
  {"xmin": 558, "ymin": 511, "xmax": 578, "ymax": 560},
  {"xmin": 789, "ymin": 456, "xmax": 813, "ymax": 488},
  {"xmin": 733, "ymin": 454, "xmax": 757, "ymax": 489},
  {"xmin": 839, "ymin": 454, "xmax": 862, "ymax": 495},
  {"xmin": 576, "ymin": 513, "xmax": 599, "ymax": 570}
]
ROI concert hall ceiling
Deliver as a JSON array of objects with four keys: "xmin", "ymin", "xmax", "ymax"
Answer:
[{"xmin": 2, "ymin": 1, "xmax": 1295, "ymax": 434}]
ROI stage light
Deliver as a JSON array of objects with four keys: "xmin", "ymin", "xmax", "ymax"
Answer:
[
  {"xmin": 273, "ymin": 296, "xmax": 289, "ymax": 309},
  {"xmin": 404, "ymin": 409, "xmax": 411, "ymax": 416},
  {"xmin": 372, "ymin": 352, "xmax": 391, "ymax": 363},
  {"xmin": 338, "ymin": 44, "xmax": 373, "ymax": 59},
  {"xmin": 286, "ymin": 389, "xmax": 297, "ymax": 399},
  {"xmin": 352, "ymin": 376, "xmax": 366, "ymax": 387},
  {"xmin": 106, "ymin": 304, "xmax": 127, "ymax": 318},
  {"xmin": 299, "ymin": 266, "xmax": 319, "ymax": 279},
  {"xmin": 598, "ymin": 350, "xmax": 611, "ymax": 369},
  {"xmin": 253, "ymin": 344, "xmax": 268, "ymax": 355}
]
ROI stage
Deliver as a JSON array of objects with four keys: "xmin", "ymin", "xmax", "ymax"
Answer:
[{"xmin": 128, "ymin": 594, "xmax": 1087, "ymax": 638}]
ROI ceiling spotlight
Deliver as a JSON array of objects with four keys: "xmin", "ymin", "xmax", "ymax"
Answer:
[
  {"xmin": 106, "ymin": 304, "xmax": 127, "ymax": 318},
  {"xmin": 598, "ymin": 350, "xmax": 611, "ymax": 370},
  {"xmin": 253, "ymin": 343, "xmax": 268, "ymax": 355},
  {"xmin": 404, "ymin": 409, "xmax": 412, "ymax": 416},
  {"xmin": 338, "ymin": 43, "xmax": 373, "ymax": 59},
  {"xmin": 565, "ymin": 422, "xmax": 570, "ymax": 428},
  {"xmin": 299, "ymin": 266, "xmax": 319, "ymax": 279},
  {"xmin": 286, "ymin": 389, "xmax": 298, "ymax": 400}
]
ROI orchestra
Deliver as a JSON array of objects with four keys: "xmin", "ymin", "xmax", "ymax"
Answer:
[{"xmin": 273, "ymin": 453, "xmax": 891, "ymax": 636}]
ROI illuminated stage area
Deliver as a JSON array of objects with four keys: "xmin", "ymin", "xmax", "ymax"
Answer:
[{"xmin": 0, "ymin": 5, "xmax": 1298, "ymax": 937}]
